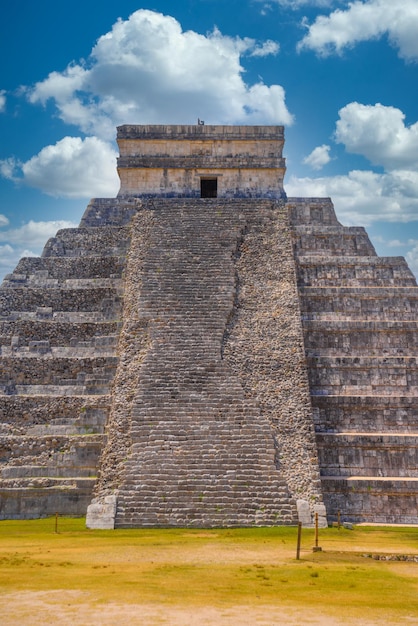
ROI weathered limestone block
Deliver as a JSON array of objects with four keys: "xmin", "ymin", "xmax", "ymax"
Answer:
[{"xmin": 86, "ymin": 495, "xmax": 117, "ymax": 529}]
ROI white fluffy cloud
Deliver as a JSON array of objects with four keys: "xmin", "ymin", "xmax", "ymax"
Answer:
[
  {"xmin": 250, "ymin": 40, "xmax": 280, "ymax": 57},
  {"xmin": 335, "ymin": 102, "xmax": 418, "ymax": 170},
  {"xmin": 298, "ymin": 0, "xmax": 418, "ymax": 61},
  {"xmin": 286, "ymin": 169, "xmax": 418, "ymax": 225},
  {"xmin": 303, "ymin": 144, "xmax": 331, "ymax": 169},
  {"xmin": 289, "ymin": 101, "xmax": 418, "ymax": 226},
  {"xmin": 27, "ymin": 9, "xmax": 293, "ymax": 138},
  {"xmin": 0, "ymin": 90, "xmax": 6, "ymax": 113},
  {"xmin": 1, "ymin": 220, "xmax": 78, "ymax": 247},
  {"xmin": 1, "ymin": 136, "xmax": 119, "ymax": 198}
]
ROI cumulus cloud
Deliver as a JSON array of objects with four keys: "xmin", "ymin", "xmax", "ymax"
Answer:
[
  {"xmin": 298, "ymin": 0, "xmax": 418, "ymax": 61},
  {"xmin": 288, "ymin": 101, "xmax": 418, "ymax": 226},
  {"xmin": 0, "ymin": 136, "xmax": 119, "ymax": 198},
  {"xmin": 303, "ymin": 144, "xmax": 331, "ymax": 169},
  {"xmin": 27, "ymin": 9, "xmax": 293, "ymax": 137},
  {"xmin": 335, "ymin": 102, "xmax": 418, "ymax": 170},
  {"xmin": 0, "ymin": 220, "xmax": 78, "ymax": 247},
  {"xmin": 250, "ymin": 40, "xmax": 280, "ymax": 57},
  {"xmin": 286, "ymin": 168, "xmax": 418, "ymax": 225},
  {"xmin": 0, "ymin": 90, "xmax": 6, "ymax": 112}
]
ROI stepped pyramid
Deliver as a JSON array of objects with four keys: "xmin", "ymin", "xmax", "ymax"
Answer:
[{"xmin": 0, "ymin": 124, "xmax": 417, "ymax": 527}]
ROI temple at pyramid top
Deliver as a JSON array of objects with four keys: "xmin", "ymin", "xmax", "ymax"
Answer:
[{"xmin": 116, "ymin": 124, "xmax": 286, "ymax": 199}]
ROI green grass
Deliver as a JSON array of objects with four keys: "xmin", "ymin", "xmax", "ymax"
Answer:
[{"xmin": 1, "ymin": 518, "xmax": 418, "ymax": 624}]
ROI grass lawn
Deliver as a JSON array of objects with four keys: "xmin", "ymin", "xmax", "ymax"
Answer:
[{"xmin": 0, "ymin": 518, "xmax": 417, "ymax": 625}]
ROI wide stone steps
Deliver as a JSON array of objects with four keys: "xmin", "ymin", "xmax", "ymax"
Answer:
[{"xmin": 108, "ymin": 200, "xmax": 307, "ymax": 528}]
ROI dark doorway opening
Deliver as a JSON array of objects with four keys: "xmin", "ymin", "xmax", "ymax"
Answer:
[{"xmin": 201, "ymin": 178, "xmax": 217, "ymax": 198}]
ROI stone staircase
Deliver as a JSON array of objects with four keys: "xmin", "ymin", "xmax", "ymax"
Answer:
[
  {"xmin": 290, "ymin": 197, "xmax": 418, "ymax": 524},
  {"xmin": 93, "ymin": 199, "xmax": 323, "ymax": 528},
  {"xmin": 0, "ymin": 198, "xmax": 137, "ymax": 519}
]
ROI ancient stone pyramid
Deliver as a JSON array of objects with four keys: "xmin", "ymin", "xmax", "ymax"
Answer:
[{"xmin": 0, "ymin": 125, "xmax": 417, "ymax": 527}]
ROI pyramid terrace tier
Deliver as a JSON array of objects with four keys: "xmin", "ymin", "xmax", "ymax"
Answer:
[
  {"xmin": 321, "ymin": 477, "xmax": 418, "ymax": 524},
  {"xmin": 14, "ymin": 256, "xmax": 126, "ymax": 280},
  {"xmin": 0, "ymin": 287, "xmax": 122, "ymax": 317},
  {"xmin": 292, "ymin": 225, "xmax": 376, "ymax": 257},
  {"xmin": 312, "ymin": 395, "xmax": 418, "ymax": 433},
  {"xmin": 299, "ymin": 287, "xmax": 418, "ymax": 320},
  {"xmin": 0, "ymin": 395, "xmax": 109, "ymax": 435},
  {"xmin": 297, "ymin": 256, "xmax": 416, "ymax": 287},
  {"xmin": 308, "ymin": 355, "xmax": 418, "ymax": 396},
  {"xmin": 41, "ymin": 226, "xmax": 131, "ymax": 258},
  {"xmin": 303, "ymin": 320, "xmax": 418, "ymax": 356},
  {"xmin": 316, "ymin": 432, "xmax": 418, "ymax": 478},
  {"xmin": 0, "ymin": 320, "xmax": 119, "ymax": 349}
]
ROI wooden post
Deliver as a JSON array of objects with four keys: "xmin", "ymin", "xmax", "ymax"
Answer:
[
  {"xmin": 55, "ymin": 512, "xmax": 58, "ymax": 534},
  {"xmin": 313, "ymin": 512, "xmax": 322, "ymax": 552},
  {"xmin": 296, "ymin": 522, "xmax": 302, "ymax": 560},
  {"xmin": 337, "ymin": 510, "xmax": 341, "ymax": 529}
]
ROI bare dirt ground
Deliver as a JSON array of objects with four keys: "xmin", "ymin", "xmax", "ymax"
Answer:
[{"xmin": 0, "ymin": 590, "xmax": 396, "ymax": 626}]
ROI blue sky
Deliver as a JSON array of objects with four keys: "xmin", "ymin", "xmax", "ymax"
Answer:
[{"xmin": 1, "ymin": 0, "xmax": 418, "ymax": 278}]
